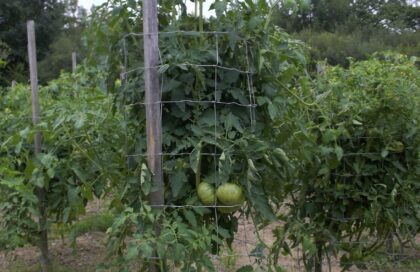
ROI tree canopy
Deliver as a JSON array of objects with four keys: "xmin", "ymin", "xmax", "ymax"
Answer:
[
  {"xmin": 273, "ymin": 0, "xmax": 420, "ymax": 66},
  {"xmin": 0, "ymin": 0, "xmax": 87, "ymax": 85}
]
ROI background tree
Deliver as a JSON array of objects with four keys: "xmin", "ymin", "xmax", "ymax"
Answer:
[
  {"xmin": 38, "ymin": 1, "xmax": 88, "ymax": 81},
  {"xmin": 0, "ymin": 0, "xmax": 87, "ymax": 86},
  {"xmin": 273, "ymin": 0, "xmax": 420, "ymax": 67}
]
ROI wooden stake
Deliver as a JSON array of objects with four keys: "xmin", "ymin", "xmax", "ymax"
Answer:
[
  {"xmin": 142, "ymin": 0, "xmax": 164, "ymax": 270},
  {"xmin": 27, "ymin": 20, "xmax": 51, "ymax": 272},
  {"xmin": 72, "ymin": 52, "xmax": 77, "ymax": 74}
]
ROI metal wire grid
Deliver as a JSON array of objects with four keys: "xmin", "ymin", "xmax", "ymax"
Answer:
[{"xmin": 119, "ymin": 30, "xmax": 265, "ymax": 270}]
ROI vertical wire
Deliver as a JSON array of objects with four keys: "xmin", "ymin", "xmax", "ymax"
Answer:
[
  {"xmin": 245, "ymin": 41, "xmax": 256, "ymax": 129},
  {"xmin": 157, "ymin": 37, "xmax": 167, "ymax": 248},
  {"xmin": 243, "ymin": 38, "xmax": 255, "ymax": 269},
  {"xmin": 213, "ymin": 33, "xmax": 220, "ymax": 270}
]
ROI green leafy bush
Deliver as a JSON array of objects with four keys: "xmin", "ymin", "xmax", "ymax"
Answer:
[
  {"xmin": 0, "ymin": 70, "xmax": 126, "ymax": 249},
  {"xmin": 296, "ymin": 28, "xmax": 420, "ymax": 67},
  {"xmin": 274, "ymin": 52, "xmax": 420, "ymax": 271},
  {"xmin": 86, "ymin": 0, "xmax": 310, "ymax": 270}
]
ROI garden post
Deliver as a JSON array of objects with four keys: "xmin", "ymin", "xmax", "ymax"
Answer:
[
  {"xmin": 142, "ymin": 0, "xmax": 164, "ymax": 270},
  {"xmin": 72, "ymin": 52, "xmax": 77, "ymax": 74},
  {"xmin": 27, "ymin": 20, "xmax": 51, "ymax": 272}
]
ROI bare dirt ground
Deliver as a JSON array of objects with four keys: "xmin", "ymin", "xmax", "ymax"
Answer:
[{"xmin": 0, "ymin": 232, "xmax": 106, "ymax": 272}]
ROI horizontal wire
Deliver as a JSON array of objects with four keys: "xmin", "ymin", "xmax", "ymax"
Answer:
[
  {"xmin": 126, "ymin": 152, "xmax": 267, "ymax": 157},
  {"xmin": 150, "ymin": 204, "xmax": 243, "ymax": 209},
  {"xmin": 121, "ymin": 62, "xmax": 252, "ymax": 76},
  {"xmin": 121, "ymin": 30, "xmax": 232, "ymax": 40},
  {"xmin": 163, "ymin": 100, "xmax": 256, "ymax": 107},
  {"xmin": 126, "ymin": 152, "xmax": 223, "ymax": 157},
  {"xmin": 121, "ymin": 65, "xmax": 162, "ymax": 75},
  {"xmin": 124, "ymin": 99, "xmax": 256, "ymax": 108}
]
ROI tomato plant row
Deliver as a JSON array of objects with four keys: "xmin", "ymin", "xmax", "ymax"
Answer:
[{"xmin": 0, "ymin": 0, "xmax": 419, "ymax": 271}]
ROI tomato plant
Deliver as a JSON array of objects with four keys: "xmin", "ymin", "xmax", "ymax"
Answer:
[
  {"xmin": 86, "ymin": 0, "xmax": 310, "ymax": 270},
  {"xmin": 0, "ymin": 68, "xmax": 128, "ymax": 250},
  {"xmin": 272, "ymin": 52, "xmax": 420, "ymax": 271}
]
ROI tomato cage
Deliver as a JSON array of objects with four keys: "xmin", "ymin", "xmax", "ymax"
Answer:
[{"xmin": 114, "ymin": 28, "xmax": 275, "ymax": 271}]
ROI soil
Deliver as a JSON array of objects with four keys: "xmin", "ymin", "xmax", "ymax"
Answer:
[{"xmin": 0, "ymin": 232, "xmax": 107, "ymax": 272}]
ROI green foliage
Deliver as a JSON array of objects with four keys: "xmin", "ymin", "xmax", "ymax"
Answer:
[
  {"xmin": 275, "ymin": 0, "xmax": 420, "ymax": 33},
  {"xmin": 38, "ymin": 26, "xmax": 87, "ymax": 83},
  {"xmin": 0, "ymin": 0, "xmax": 88, "ymax": 86},
  {"xmin": 86, "ymin": 0, "xmax": 310, "ymax": 270},
  {"xmin": 296, "ymin": 28, "xmax": 420, "ymax": 67},
  {"xmin": 274, "ymin": 0, "xmax": 420, "ymax": 67},
  {"xmin": 0, "ymin": 41, "xmax": 10, "ymax": 68},
  {"xmin": 0, "ymin": 68, "xmax": 127, "ymax": 249},
  {"xmin": 104, "ymin": 206, "xmax": 221, "ymax": 271},
  {"xmin": 352, "ymin": 0, "xmax": 420, "ymax": 31},
  {"xmin": 273, "ymin": 52, "xmax": 420, "ymax": 271}
]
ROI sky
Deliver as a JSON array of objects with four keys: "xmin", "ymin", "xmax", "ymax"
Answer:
[
  {"xmin": 79, "ymin": 0, "xmax": 107, "ymax": 10},
  {"xmin": 79, "ymin": 0, "xmax": 215, "ymax": 15}
]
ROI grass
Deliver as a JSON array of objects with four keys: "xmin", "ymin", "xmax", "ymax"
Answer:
[{"xmin": 68, "ymin": 212, "xmax": 114, "ymax": 249}]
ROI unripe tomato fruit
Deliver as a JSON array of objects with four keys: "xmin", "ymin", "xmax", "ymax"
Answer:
[
  {"xmin": 216, "ymin": 183, "xmax": 245, "ymax": 213},
  {"xmin": 197, "ymin": 182, "xmax": 216, "ymax": 205}
]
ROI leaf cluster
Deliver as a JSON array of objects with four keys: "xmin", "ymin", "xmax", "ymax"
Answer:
[
  {"xmin": 0, "ymin": 69, "xmax": 127, "ymax": 249},
  {"xmin": 274, "ymin": 52, "xmax": 420, "ymax": 271}
]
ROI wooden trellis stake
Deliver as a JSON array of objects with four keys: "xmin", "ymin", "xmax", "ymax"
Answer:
[
  {"xmin": 143, "ymin": 0, "xmax": 164, "ymax": 270},
  {"xmin": 72, "ymin": 52, "xmax": 77, "ymax": 74},
  {"xmin": 27, "ymin": 20, "xmax": 51, "ymax": 272}
]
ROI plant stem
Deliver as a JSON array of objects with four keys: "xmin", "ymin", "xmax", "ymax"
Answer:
[
  {"xmin": 37, "ymin": 187, "xmax": 51, "ymax": 272},
  {"xmin": 315, "ymin": 240, "xmax": 323, "ymax": 272}
]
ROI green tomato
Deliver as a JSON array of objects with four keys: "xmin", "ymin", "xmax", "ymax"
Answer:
[
  {"xmin": 197, "ymin": 182, "xmax": 216, "ymax": 205},
  {"xmin": 216, "ymin": 183, "xmax": 245, "ymax": 213}
]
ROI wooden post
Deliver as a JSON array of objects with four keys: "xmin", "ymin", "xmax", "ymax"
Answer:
[
  {"xmin": 11, "ymin": 80, "xmax": 17, "ymax": 88},
  {"xmin": 72, "ymin": 52, "xmax": 77, "ymax": 74},
  {"xmin": 27, "ymin": 20, "xmax": 51, "ymax": 272},
  {"xmin": 143, "ymin": 0, "xmax": 163, "ymax": 271}
]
